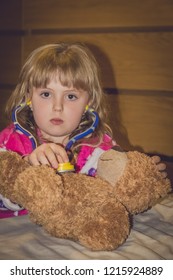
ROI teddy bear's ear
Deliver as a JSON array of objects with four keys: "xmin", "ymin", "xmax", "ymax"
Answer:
[{"xmin": 97, "ymin": 148, "xmax": 128, "ymax": 186}]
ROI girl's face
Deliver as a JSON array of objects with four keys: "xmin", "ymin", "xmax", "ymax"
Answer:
[{"xmin": 30, "ymin": 75, "xmax": 89, "ymax": 145}]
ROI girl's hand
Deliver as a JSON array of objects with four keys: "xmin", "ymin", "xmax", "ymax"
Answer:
[
  {"xmin": 151, "ymin": 155, "xmax": 167, "ymax": 178},
  {"xmin": 24, "ymin": 143, "xmax": 69, "ymax": 169}
]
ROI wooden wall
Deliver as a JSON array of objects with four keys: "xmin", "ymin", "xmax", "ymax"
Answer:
[
  {"xmin": 0, "ymin": 0, "xmax": 173, "ymax": 157},
  {"xmin": 0, "ymin": 0, "xmax": 23, "ymax": 128}
]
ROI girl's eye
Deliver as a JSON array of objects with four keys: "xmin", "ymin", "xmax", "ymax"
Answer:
[
  {"xmin": 67, "ymin": 94, "xmax": 77, "ymax": 101},
  {"xmin": 41, "ymin": 92, "xmax": 51, "ymax": 98}
]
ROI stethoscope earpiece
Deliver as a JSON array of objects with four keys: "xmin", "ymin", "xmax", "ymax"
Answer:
[
  {"xmin": 26, "ymin": 100, "xmax": 31, "ymax": 106},
  {"xmin": 85, "ymin": 104, "xmax": 89, "ymax": 111}
]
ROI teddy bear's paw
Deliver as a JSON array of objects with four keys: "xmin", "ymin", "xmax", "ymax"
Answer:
[
  {"xmin": 97, "ymin": 149, "xmax": 128, "ymax": 186},
  {"xmin": 35, "ymin": 191, "xmax": 130, "ymax": 251},
  {"xmin": 114, "ymin": 151, "xmax": 172, "ymax": 214},
  {"xmin": 77, "ymin": 201, "xmax": 130, "ymax": 251}
]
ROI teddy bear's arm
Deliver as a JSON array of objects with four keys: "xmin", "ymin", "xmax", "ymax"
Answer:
[
  {"xmin": 0, "ymin": 151, "xmax": 29, "ymax": 202},
  {"xmin": 97, "ymin": 149, "xmax": 172, "ymax": 214}
]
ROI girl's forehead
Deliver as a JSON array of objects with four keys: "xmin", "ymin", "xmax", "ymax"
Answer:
[
  {"xmin": 44, "ymin": 77, "xmax": 76, "ymax": 90},
  {"xmin": 45, "ymin": 74, "xmax": 75, "ymax": 89}
]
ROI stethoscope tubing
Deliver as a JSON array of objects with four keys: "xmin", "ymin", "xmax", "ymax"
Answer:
[{"xmin": 12, "ymin": 104, "xmax": 99, "ymax": 151}]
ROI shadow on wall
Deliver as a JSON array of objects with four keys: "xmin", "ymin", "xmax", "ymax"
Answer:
[{"xmin": 86, "ymin": 43, "xmax": 133, "ymax": 151}]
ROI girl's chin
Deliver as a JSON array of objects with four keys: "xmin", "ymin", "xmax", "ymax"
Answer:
[{"xmin": 40, "ymin": 132, "xmax": 70, "ymax": 143}]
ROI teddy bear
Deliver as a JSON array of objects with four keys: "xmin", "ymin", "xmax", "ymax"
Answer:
[{"xmin": 0, "ymin": 148, "xmax": 171, "ymax": 251}]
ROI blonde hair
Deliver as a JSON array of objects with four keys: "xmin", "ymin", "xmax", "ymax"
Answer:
[{"xmin": 6, "ymin": 42, "xmax": 112, "ymax": 149}]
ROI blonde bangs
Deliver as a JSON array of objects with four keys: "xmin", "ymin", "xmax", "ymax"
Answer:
[
  {"xmin": 26, "ymin": 50, "xmax": 60, "ymax": 91},
  {"xmin": 26, "ymin": 45, "xmax": 94, "ymax": 96}
]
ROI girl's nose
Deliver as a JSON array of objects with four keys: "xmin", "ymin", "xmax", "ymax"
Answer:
[{"xmin": 53, "ymin": 98, "xmax": 63, "ymax": 112}]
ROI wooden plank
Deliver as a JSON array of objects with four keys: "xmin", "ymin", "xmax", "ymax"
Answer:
[
  {"xmin": 105, "ymin": 93, "xmax": 173, "ymax": 156},
  {"xmin": 22, "ymin": 32, "xmax": 173, "ymax": 91},
  {"xmin": 23, "ymin": 0, "xmax": 173, "ymax": 29},
  {"xmin": 0, "ymin": 36, "xmax": 22, "ymax": 85}
]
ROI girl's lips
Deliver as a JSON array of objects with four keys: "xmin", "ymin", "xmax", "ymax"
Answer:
[{"xmin": 50, "ymin": 118, "xmax": 63, "ymax": 125}]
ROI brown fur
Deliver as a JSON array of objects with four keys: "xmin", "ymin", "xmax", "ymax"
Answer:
[
  {"xmin": 98, "ymin": 150, "xmax": 171, "ymax": 214},
  {"xmin": 0, "ymin": 149, "xmax": 171, "ymax": 250}
]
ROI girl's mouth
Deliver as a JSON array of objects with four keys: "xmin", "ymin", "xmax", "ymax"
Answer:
[{"xmin": 50, "ymin": 118, "xmax": 64, "ymax": 125}]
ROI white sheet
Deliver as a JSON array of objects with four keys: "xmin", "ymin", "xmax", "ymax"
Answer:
[{"xmin": 0, "ymin": 194, "xmax": 173, "ymax": 260}]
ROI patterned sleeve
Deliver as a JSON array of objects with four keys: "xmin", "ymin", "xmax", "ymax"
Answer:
[
  {"xmin": 78, "ymin": 134, "xmax": 118, "ymax": 176},
  {"xmin": 0, "ymin": 124, "xmax": 33, "ymax": 155},
  {"xmin": 0, "ymin": 125, "xmax": 29, "ymax": 218}
]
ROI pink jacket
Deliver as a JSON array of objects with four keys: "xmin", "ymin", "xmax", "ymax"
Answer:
[{"xmin": 0, "ymin": 124, "xmax": 33, "ymax": 155}]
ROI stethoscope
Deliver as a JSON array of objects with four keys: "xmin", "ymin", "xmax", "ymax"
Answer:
[{"xmin": 12, "ymin": 102, "xmax": 99, "ymax": 152}]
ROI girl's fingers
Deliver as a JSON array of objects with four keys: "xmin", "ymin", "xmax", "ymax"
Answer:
[
  {"xmin": 36, "ymin": 149, "xmax": 53, "ymax": 166},
  {"xmin": 151, "ymin": 155, "xmax": 161, "ymax": 164},
  {"xmin": 43, "ymin": 146, "xmax": 59, "ymax": 168},
  {"xmin": 25, "ymin": 143, "xmax": 69, "ymax": 168},
  {"xmin": 151, "ymin": 155, "xmax": 166, "ymax": 171},
  {"xmin": 50, "ymin": 143, "xmax": 69, "ymax": 163},
  {"xmin": 161, "ymin": 171, "xmax": 168, "ymax": 179},
  {"xmin": 157, "ymin": 163, "xmax": 166, "ymax": 171},
  {"xmin": 151, "ymin": 155, "xmax": 167, "ymax": 178},
  {"xmin": 25, "ymin": 153, "xmax": 42, "ymax": 166}
]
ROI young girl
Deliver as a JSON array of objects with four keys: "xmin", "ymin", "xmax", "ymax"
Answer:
[{"xmin": 0, "ymin": 42, "xmax": 166, "ymax": 218}]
